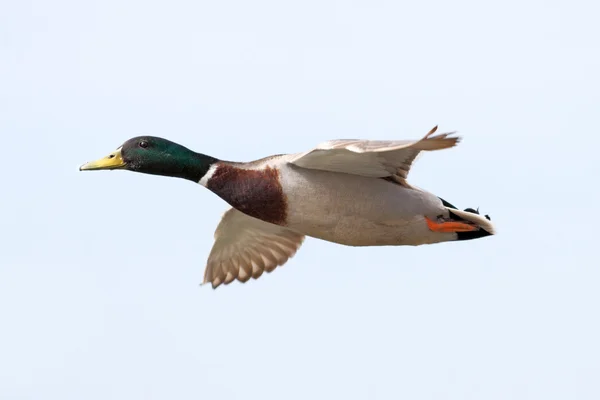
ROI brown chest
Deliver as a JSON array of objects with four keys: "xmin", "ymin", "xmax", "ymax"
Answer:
[{"xmin": 206, "ymin": 164, "xmax": 288, "ymax": 226}]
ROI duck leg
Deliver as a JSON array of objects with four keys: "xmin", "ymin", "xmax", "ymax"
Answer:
[{"xmin": 425, "ymin": 217, "xmax": 478, "ymax": 233}]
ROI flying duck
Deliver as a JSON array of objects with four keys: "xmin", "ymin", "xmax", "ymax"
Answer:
[{"xmin": 80, "ymin": 126, "xmax": 494, "ymax": 288}]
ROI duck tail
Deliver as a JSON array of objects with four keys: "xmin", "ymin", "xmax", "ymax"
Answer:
[
  {"xmin": 446, "ymin": 208, "xmax": 495, "ymax": 236},
  {"xmin": 436, "ymin": 197, "xmax": 495, "ymax": 240}
]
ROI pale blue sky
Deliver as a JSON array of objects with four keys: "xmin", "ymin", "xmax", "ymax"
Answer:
[{"xmin": 1, "ymin": 0, "xmax": 599, "ymax": 399}]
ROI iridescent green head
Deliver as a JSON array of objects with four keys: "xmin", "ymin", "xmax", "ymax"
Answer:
[{"xmin": 80, "ymin": 136, "xmax": 217, "ymax": 182}]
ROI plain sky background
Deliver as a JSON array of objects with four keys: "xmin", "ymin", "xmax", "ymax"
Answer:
[{"xmin": 1, "ymin": 0, "xmax": 599, "ymax": 399}]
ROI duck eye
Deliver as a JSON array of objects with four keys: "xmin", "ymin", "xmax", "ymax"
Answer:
[{"xmin": 139, "ymin": 141, "xmax": 148, "ymax": 148}]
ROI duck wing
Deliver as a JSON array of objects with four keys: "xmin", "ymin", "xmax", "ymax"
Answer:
[
  {"xmin": 203, "ymin": 208, "xmax": 305, "ymax": 289},
  {"xmin": 289, "ymin": 126, "xmax": 459, "ymax": 184}
]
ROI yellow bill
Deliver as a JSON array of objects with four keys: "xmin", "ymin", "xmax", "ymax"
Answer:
[{"xmin": 80, "ymin": 148, "xmax": 126, "ymax": 171}]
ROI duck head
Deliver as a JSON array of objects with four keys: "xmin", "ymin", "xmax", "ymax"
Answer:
[{"xmin": 79, "ymin": 136, "xmax": 218, "ymax": 182}]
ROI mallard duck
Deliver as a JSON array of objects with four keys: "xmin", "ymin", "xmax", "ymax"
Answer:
[{"xmin": 80, "ymin": 126, "xmax": 494, "ymax": 288}]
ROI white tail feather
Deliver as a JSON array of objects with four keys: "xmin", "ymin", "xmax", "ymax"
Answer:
[{"xmin": 447, "ymin": 208, "xmax": 496, "ymax": 235}]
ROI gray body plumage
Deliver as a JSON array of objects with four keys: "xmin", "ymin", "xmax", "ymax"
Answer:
[{"xmin": 277, "ymin": 161, "xmax": 455, "ymax": 246}]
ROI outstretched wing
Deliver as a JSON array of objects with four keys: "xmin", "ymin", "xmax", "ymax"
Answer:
[
  {"xmin": 289, "ymin": 126, "xmax": 459, "ymax": 184},
  {"xmin": 204, "ymin": 208, "xmax": 305, "ymax": 289}
]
